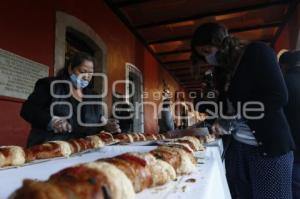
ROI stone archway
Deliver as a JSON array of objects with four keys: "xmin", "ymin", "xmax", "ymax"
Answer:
[{"xmin": 54, "ymin": 11, "xmax": 107, "ymax": 101}]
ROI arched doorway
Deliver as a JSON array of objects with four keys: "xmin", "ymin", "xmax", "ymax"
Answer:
[{"xmin": 54, "ymin": 11, "xmax": 107, "ymax": 102}]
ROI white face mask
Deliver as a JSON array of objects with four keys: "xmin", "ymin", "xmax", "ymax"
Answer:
[{"xmin": 205, "ymin": 51, "xmax": 219, "ymax": 66}]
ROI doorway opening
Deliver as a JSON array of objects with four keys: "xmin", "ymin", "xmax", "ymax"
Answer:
[{"xmin": 126, "ymin": 63, "xmax": 144, "ymax": 133}]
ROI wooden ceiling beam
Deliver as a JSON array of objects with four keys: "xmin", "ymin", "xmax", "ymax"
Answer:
[
  {"xmin": 171, "ymin": 69, "xmax": 191, "ymax": 73},
  {"xmin": 183, "ymin": 85, "xmax": 203, "ymax": 89},
  {"xmin": 172, "ymin": 73, "xmax": 193, "ymax": 78},
  {"xmin": 182, "ymin": 82, "xmax": 204, "ymax": 86},
  {"xmin": 162, "ymin": 60, "xmax": 191, "ymax": 65},
  {"xmin": 104, "ymin": 0, "xmax": 161, "ymax": 64},
  {"xmin": 165, "ymin": 61, "xmax": 192, "ymax": 68},
  {"xmin": 135, "ymin": 0, "xmax": 289, "ymax": 29},
  {"xmin": 167, "ymin": 65, "xmax": 190, "ymax": 71},
  {"xmin": 114, "ymin": 0, "xmax": 155, "ymax": 8},
  {"xmin": 184, "ymin": 86, "xmax": 202, "ymax": 90},
  {"xmin": 157, "ymin": 49, "xmax": 191, "ymax": 56},
  {"xmin": 148, "ymin": 21, "xmax": 282, "ymax": 44},
  {"xmin": 169, "ymin": 68, "xmax": 192, "ymax": 76},
  {"xmin": 177, "ymin": 76, "xmax": 199, "ymax": 81},
  {"xmin": 155, "ymin": 38, "xmax": 271, "ymax": 56},
  {"xmin": 186, "ymin": 88, "xmax": 203, "ymax": 92},
  {"xmin": 183, "ymin": 85, "xmax": 203, "ymax": 88},
  {"xmin": 104, "ymin": 0, "xmax": 184, "ymax": 87},
  {"xmin": 180, "ymin": 82, "xmax": 202, "ymax": 87},
  {"xmin": 272, "ymin": 0, "xmax": 300, "ymax": 46},
  {"xmin": 180, "ymin": 79, "xmax": 203, "ymax": 83},
  {"xmin": 166, "ymin": 65, "xmax": 190, "ymax": 71}
]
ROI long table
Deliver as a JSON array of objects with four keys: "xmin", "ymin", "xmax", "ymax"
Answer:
[{"xmin": 0, "ymin": 145, "xmax": 231, "ymax": 199}]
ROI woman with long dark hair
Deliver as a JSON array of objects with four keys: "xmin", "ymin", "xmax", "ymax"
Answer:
[
  {"xmin": 191, "ymin": 23, "xmax": 294, "ymax": 198},
  {"xmin": 21, "ymin": 52, "xmax": 120, "ymax": 147}
]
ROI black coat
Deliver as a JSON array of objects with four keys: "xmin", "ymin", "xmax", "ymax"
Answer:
[
  {"xmin": 227, "ymin": 42, "xmax": 295, "ymax": 157},
  {"xmin": 20, "ymin": 77, "xmax": 104, "ymax": 147},
  {"xmin": 284, "ymin": 66, "xmax": 300, "ymax": 161}
]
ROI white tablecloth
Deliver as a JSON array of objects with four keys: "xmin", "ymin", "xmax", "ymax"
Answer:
[
  {"xmin": 206, "ymin": 139, "xmax": 224, "ymax": 156},
  {"xmin": 0, "ymin": 145, "xmax": 231, "ymax": 199}
]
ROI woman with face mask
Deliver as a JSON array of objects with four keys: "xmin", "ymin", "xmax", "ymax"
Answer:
[
  {"xmin": 191, "ymin": 23, "xmax": 295, "ymax": 199},
  {"xmin": 21, "ymin": 52, "xmax": 120, "ymax": 147}
]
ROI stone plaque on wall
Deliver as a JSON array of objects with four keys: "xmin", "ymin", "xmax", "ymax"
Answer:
[{"xmin": 0, "ymin": 48, "xmax": 49, "ymax": 100}]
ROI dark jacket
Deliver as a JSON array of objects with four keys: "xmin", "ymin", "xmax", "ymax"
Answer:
[
  {"xmin": 227, "ymin": 42, "xmax": 295, "ymax": 157},
  {"xmin": 284, "ymin": 66, "xmax": 300, "ymax": 161},
  {"xmin": 20, "ymin": 77, "xmax": 103, "ymax": 147}
]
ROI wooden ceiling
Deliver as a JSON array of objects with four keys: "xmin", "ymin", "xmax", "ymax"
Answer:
[{"xmin": 105, "ymin": 0, "xmax": 299, "ymax": 92}]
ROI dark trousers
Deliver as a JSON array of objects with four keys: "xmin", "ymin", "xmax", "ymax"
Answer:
[
  {"xmin": 293, "ymin": 162, "xmax": 300, "ymax": 199},
  {"xmin": 225, "ymin": 139, "xmax": 293, "ymax": 199}
]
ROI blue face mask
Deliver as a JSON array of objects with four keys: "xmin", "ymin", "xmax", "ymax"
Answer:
[
  {"xmin": 205, "ymin": 51, "xmax": 219, "ymax": 66},
  {"xmin": 70, "ymin": 74, "xmax": 89, "ymax": 88}
]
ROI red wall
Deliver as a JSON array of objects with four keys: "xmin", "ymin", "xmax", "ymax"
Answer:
[
  {"xmin": 0, "ymin": 1, "xmax": 55, "ymax": 146},
  {"xmin": 0, "ymin": 0, "xmax": 184, "ymax": 146}
]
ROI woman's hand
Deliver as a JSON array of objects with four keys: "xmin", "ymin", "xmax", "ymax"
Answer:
[
  {"xmin": 50, "ymin": 117, "xmax": 72, "ymax": 133},
  {"xmin": 103, "ymin": 118, "xmax": 121, "ymax": 134}
]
